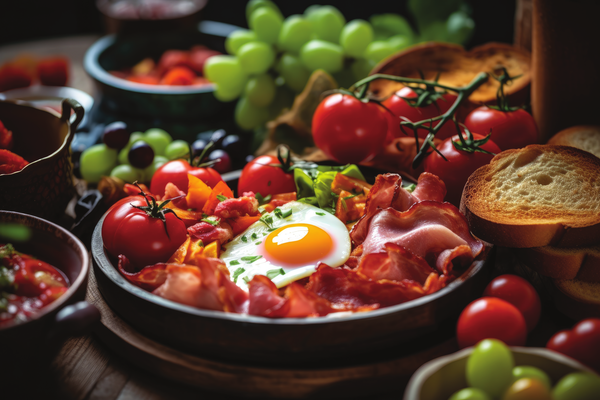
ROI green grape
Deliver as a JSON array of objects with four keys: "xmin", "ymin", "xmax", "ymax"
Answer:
[
  {"xmin": 466, "ymin": 339, "xmax": 514, "ymax": 399},
  {"xmin": 448, "ymin": 388, "xmax": 492, "ymax": 400},
  {"xmin": 118, "ymin": 131, "xmax": 144, "ymax": 165},
  {"xmin": 278, "ymin": 15, "xmax": 313, "ymax": 54},
  {"xmin": 244, "ymin": 73, "xmax": 276, "ymax": 107},
  {"xmin": 80, "ymin": 144, "xmax": 118, "ymax": 184},
  {"xmin": 267, "ymin": 85, "xmax": 295, "ymax": 120},
  {"xmin": 213, "ymin": 81, "xmax": 246, "ymax": 102},
  {"xmin": 164, "ymin": 140, "xmax": 190, "ymax": 160},
  {"xmin": 419, "ymin": 21, "xmax": 449, "ymax": 42},
  {"xmin": 225, "ymin": 29, "xmax": 258, "ymax": 55},
  {"xmin": 300, "ymin": 40, "xmax": 343, "ymax": 74},
  {"xmin": 203, "ymin": 55, "xmax": 247, "ymax": 86},
  {"xmin": 388, "ymin": 34, "xmax": 412, "ymax": 51},
  {"xmin": 351, "ymin": 58, "xmax": 376, "ymax": 81},
  {"xmin": 364, "ymin": 40, "xmax": 397, "ymax": 63},
  {"xmin": 143, "ymin": 155, "xmax": 169, "ymax": 182},
  {"xmin": 237, "ymin": 42, "xmax": 276, "ymax": 75},
  {"xmin": 305, "ymin": 5, "xmax": 345, "ymax": 44},
  {"xmin": 407, "ymin": 0, "xmax": 463, "ymax": 30},
  {"xmin": 245, "ymin": 0, "xmax": 282, "ymax": 24},
  {"xmin": 249, "ymin": 7, "xmax": 283, "ymax": 45},
  {"xmin": 340, "ymin": 20, "xmax": 374, "ymax": 58},
  {"xmin": 278, "ymin": 53, "xmax": 310, "ymax": 93},
  {"xmin": 235, "ymin": 96, "xmax": 269, "ymax": 131},
  {"xmin": 446, "ymin": 11, "xmax": 475, "ymax": 45},
  {"xmin": 370, "ymin": 13, "xmax": 415, "ymax": 41},
  {"xmin": 110, "ymin": 164, "xmax": 144, "ymax": 183},
  {"xmin": 512, "ymin": 366, "xmax": 552, "ymax": 390},
  {"xmin": 143, "ymin": 128, "xmax": 172, "ymax": 156},
  {"xmin": 553, "ymin": 372, "xmax": 600, "ymax": 400}
]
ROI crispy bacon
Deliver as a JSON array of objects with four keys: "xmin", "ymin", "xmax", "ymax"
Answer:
[
  {"xmin": 187, "ymin": 220, "xmax": 233, "ymax": 245},
  {"xmin": 351, "ymin": 201, "xmax": 484, "ymax": 274},
  {"xmin": 163, "ymin": 182, "xmax": 187, "ymax": 208},
  {"xmin": 247, "ymin": 275, "xmax": 337, "ymax": 317},
  {"xmin": 214, "ymin": 196, "xmax": 259, "ymax": 219},
  {"xmin": 357, "ymin": 243, "xmax": 435, "ymax": 285},
  {"xmin": 151, "ymin": 258, "xmax": 248, "ymax": 313},
  {"xmin": 262, "ymin": 192, "xmax": 297, "ymax": 212},
  {"xmin": 118, "ymin": 257, "xmax": 167, "ymax": 290}
]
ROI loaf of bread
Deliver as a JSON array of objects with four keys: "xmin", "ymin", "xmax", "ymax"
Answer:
[
  {"xmin": 548, "ymin": 125, "xmax": 600, "ymax": 159},
  {"xmin": 460, "ymin": 145, "xmax": 600, "ymax": 248},
  {"xmin": 551, "ymin": 278, "xmax": 600, "ymax": 320},
  {"xmin": 514, "ymin": 245, "xmax": 600, "ymax": 281}
]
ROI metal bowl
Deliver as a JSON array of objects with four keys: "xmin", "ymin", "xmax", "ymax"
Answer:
[
  {"xmin": 83, "ymin": 32, "xmax": 224, "ymax": 120},
  {"xmin": 0, "ymin": 98, "xmax": 84, "ymax": 221},
  {"xmin": 0, "ymin": 211, "xmax": 99, "ymax": 378},
  {"xmin": 91, "ymin": 213, "xmax": 494, "ymax": 367}
]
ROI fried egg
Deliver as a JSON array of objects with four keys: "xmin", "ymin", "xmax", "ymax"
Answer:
[{"xmin": 220, "ymin": 201, "xmax": 351, "ymax": 290}]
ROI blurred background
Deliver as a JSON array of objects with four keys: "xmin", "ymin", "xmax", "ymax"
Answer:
[{"xmin": 0, "ymin": 0, "xmax": 515, "ymax": 47}]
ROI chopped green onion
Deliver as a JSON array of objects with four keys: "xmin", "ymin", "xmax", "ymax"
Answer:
[
  {"xmin": 266, "ymin": 268, "xmax": 285, "ymax": 280},
  {"xmin": 216, "ymin": 194, "xmax": 228, "ymax": 202},
  {"xmin": 241, "ymin": 255, "xmax": 263, "ymax": 263},
  {"xmin": 232, "ymin": 267, "xmax": 245, "ymax": 283},
  {"xmin": 230, "ymin": 260, "xmax": 240, "ymax": 266},
  {"xmin": 316, "ymin": 212, "xmax": 326, "ymax": 216},
  {"xmin": 241, "ymin": 236, "xmax": 248, "ymax": 243}
]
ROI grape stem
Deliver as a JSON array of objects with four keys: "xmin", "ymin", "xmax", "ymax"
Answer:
[{"xmin": 351, "ymin": 72, "xmax": 490, "ymax": 169}]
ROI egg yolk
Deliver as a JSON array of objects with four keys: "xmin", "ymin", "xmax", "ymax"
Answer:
[{"xmin": 263, "ymin": 223, "xmax": 333, "ymax": 267}]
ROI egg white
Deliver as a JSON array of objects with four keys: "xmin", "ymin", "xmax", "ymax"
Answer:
[{"xmin": 220, "ymin": 201, "xmax": 351, "ymax": 291}]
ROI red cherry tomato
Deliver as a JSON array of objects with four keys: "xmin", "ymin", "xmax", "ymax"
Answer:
[
  {"xmin": 150, "ymin": 159, "xmax": 223, "ymax": 198},
  {"xmin": 101, "ymin": 194, "xmax": 188, "ymax": 269},
  {"xmin": 483, "ymin": 274, "xmax": 542, "ymax": 332},
  {"xmin": 237, "ymin": 155, "xmax": 296, "ymax": 197},
  {"xmin": 312, "ymin": 93, "xmax": 388, "ymax": 164},
  {"xmin": 423, "ymin": 132, "xmax": 501, "ymax": 206},
  {"xmin": 464, "ymin": 106, "xmax": 539, "ymax": 151},
  {"xmin": 382, "ymin": 86, "xmax": 459, "ymax": 141},
  {"xmin": 547, "ymin": 318, "xmax": 600, "ymax": 372},
  {"xmin": 456, "ymin": 296, "xmax": 528, "ymax": 349}
]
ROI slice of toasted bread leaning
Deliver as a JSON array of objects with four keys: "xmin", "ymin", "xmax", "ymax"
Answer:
[
  {"xmin": 514, "ymin": 245, "xmax": 600, "ymax": 281},
  {"xmin": 460, "ymin": 145, "xmax": 600, "ymax": 248},
  {"xmin": 548, "ymin": 125, "xmax": 600, "ymax": 159}
]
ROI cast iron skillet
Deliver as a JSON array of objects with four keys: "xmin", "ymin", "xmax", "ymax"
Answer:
[{"xmin": 91, "ymin": 168, "xmax": 493, "ymax": 367}]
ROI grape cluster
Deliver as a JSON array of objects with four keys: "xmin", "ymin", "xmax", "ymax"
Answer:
[{"xmin": 203, "ymin": 0, "xmax": 474, "ymax": 132}]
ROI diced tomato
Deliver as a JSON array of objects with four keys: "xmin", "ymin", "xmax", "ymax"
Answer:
[
  {"xmin": 0, "ymin": 62, "xmax": 34, "ymax": 91},
  {"xmin": 160, "ymin": 66, "xmax": 196, "ymax": 85},
  {"xmin": 37, "ymin": 56, "xmax": 69, "ymax": 86}
]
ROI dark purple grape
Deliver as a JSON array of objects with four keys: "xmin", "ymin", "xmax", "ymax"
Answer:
[
  {"xmin": 221, "ymin": 135, "xmax": 246, "ymax": 166},
  {"xmin": 209, "ymin": 129, "xmax": 227, "ymax": 148},
  {"xmin": 128, "ymin": 141, "xmax": 154, "ymax": 169},
  {"xmin": 208, "ymin": 149, "xmax": 231, "ymax": 174},
  {"xmin": 102, "ymin": 121, "xmax": 130, "ymax": 150},
  {"xmin": 191, "ymin": 139, "xmax": 209, "ymax": 161}
]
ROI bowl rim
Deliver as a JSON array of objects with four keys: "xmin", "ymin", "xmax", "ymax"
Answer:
[
  {"xmin": 403, "ymin": 345, "xmax": 597, "ymax": 400},
  {"xmin": 83, "ymin": 34, "xmax": 216, "ymax": 95},
  {"xmin": 0, "ymin": 210, "xmax": 90, "ymax": 331},
  {"xmin": 0, "ymin": 99, "xmax": 75, "ymax": 178},
  {"xmin": 92, "ymin": 213, "xmax": 491, "ymax": 327}
]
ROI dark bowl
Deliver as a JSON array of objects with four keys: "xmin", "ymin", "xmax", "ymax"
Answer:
[
  {"xmin": 0, "ymin": 211, "xmax": 99, "ymax": 378},
  {"xmin": 91, "ymin": 213, "xmax": 494, "ymax": 367},
  {"xmin": 83, "ymin": 32, "xmax": 224, "ymax": 120},
  {"xmin": 0, "ymin": 98, "xmax": 84, "ymax": 221}
]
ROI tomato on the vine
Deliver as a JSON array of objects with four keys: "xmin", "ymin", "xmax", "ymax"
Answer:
[
  {"xmin": 483, "ymin": 274, "xmax": 542, "ymax": 332},
  {"xmin": 102, "ymin": 194, "xmax": 188, "ymax": 269},
  {"xmin": 456, "ymin": 296, "xmax": 528, "ymax": 349},
  {"xmin": 423, "ymin": 131, "xmax": 500, "ymax": 206},
  {"xmin": 464, "ymin": 106, "xmax": 539, "ymax": 151},
  {"xmin": 382, "ymin": 86, "xmax": 459, "ymax": 141},
  {"xmin": 547, "ymin": 318, "xmax": 600, "ymax": 372},
  {"xmin": 150, "ymin": 159, "xmax": 222, "ymax": 198},
  {"xmin": 312, "ymin": 93, "xmax": 388, "ymax": 164},
  {"xmin": 237, "ymin": 154, "xmax": 296, "ymax": 197}
]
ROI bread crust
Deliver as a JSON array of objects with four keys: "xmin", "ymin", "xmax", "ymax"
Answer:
[
  {"xmin": 548, "ymin": 125, "xmax": 600, "ymax": 159},
  {"xmin": 460, "ymin": 145, "xmax": 600, "ymax": 248}
]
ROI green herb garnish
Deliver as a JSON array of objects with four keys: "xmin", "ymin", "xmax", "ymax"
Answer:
[
  {"xmin": 241, "ymin": 255, "xmax": 263, "ymax": 263},
  {"xmin": 230, "ymin": 260, "xmax": 240, "ymax": 266},
  {"xmin": 274, "ymin": 207, "xmax": 292, "ymax": 219},
  {"xmin": 216, "ymin": 194, "xmax": 228, "ymax": 202},
  {"xmin": 266, "ymin": 268, "xmax": 285, "ymax": 280},
  {"xmin": 232, "ymin": 267, "xmax": 245, "ymax": 283},
  {"xmin": 241, "ymin": 236, "xmax": 248, "ymax": 243}
]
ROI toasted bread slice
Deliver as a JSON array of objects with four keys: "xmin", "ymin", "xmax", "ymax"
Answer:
[
  {"xmin": 552, "ymin": 278, "xmax": 600, "ymax": 320},
  {"xmin": 460, "ymin": 145, "xmax": 600, "ymax": 248},
  {"xmin": 515, "ymin": 245, "xmax": 600, "ymax": 282},
  {"xmin": 548, "ymin": 125, "xmax": 600, "ymax": 159}
]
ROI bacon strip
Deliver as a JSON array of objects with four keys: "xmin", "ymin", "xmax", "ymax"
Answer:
[
  {"xmin": 357, "ymin": 243, "xmax": 435, "ymax": 285},
  {"xmin": 351, "ymin": 201, "xmax": 484, "ymax": 274},
  {"xmin": 214, "ymin": 196, "xmax": 259, "ymax": 219},
  {"xmin": 187, "ymin": 220, "xmax": 233, "ymax": 245}
]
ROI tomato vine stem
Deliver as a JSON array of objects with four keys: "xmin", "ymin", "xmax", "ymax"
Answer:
[{"xmin": 351, "ymin": 72, "xmax": 490, "ymax": 168}]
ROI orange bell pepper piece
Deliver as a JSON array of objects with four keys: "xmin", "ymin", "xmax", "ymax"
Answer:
[
  {"xmin": 202, "ymin": 180, "xmax": 233, "ymax": 215},
  {"xmin": 186, "ymin": 174, "xmax": 212, "ymax": 210},
  {"xmin": 228, "ymin": 215, "xmax": 261, "ymax": 236}
]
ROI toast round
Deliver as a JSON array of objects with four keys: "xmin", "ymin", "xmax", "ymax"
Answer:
[
  {"xmin": 460, "ymin": 145, "xmax": 600, "ymax": 248},
  {"xmin": 548, "ymin": 125, "xmax": 600, "ymax": 159},
  {"xmin": 552, "ymin": 278, "xmax": 600, "ymax": 320},
  {"xmin": 515, "ymin": 245, "xmax": 600, "ymax": 282}
]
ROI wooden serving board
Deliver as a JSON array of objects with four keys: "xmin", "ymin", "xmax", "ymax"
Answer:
[{"xmin": 86, "ymin": 269, "xmax": 459, "ymax": 399}]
